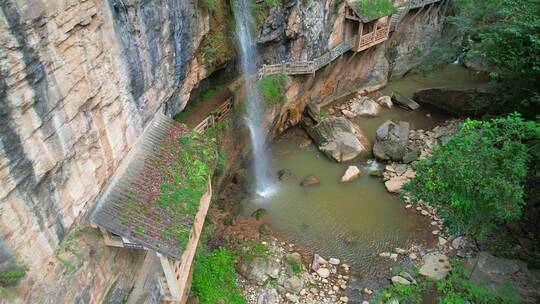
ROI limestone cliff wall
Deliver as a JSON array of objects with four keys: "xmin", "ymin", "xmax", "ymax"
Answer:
[{"xmin": 0, "ymin": 0, "xmax": 215, "ymax": 277}]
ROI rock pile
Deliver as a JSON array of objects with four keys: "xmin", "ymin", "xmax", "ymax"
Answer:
[{"xmin": 238, "ymin": 239, "xmax": 352, "ymax": 303}]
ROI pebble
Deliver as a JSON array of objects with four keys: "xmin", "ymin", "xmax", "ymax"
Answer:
[
  {"xmin": 391, "ymin": 275, "xmax": 411, "ymax": 285},
  {"xmin": 362, "ymin": 287, "xmax": 373, "ymax": 295},
  {"xmin": 405, "ymin": 204, "xmax": 413, "ymax": 209},
  {"xmin": 390, "ymin": 253, "xmax": 398, "ymax": 261},
  {"xmin": 379, "ymin": 252, "xmax": 391, "ymax": 257},
  {"xmin": 340, "ymin": 284, "xmax": 347, "ymax": 290},
  {"xmin": 409, "ymin": 253, "xmax": 417, "ymax": 260},
  {"xmin": 340, "ymin": 296, "xmax": 349, "ymax": 303},
  {"xmin": 329, "ymin": 258, "xmax": 341, "ymax": 265},
  {"xmin": 395, "ymin": 247, "xmax": 407, "ymax": 254},
  {"xmin": 416, "ymin": 206, "xmax": 422, "ymax": 211},
  {"xmin": 317, "ymin": 268, "xmax": 330, "ymax": 278},
  {"xmin": 432, "ymin": 230, "xmax": 440, "ymax": 235},
  {"xmin": 421, "ymin": 210, "xmax": 429, "ymax": 216},
  {"xmin": 431, "ymin": 221, "xmax": 438, "ymax": 226},
  {"xmin": 439, "ymin": 237, "xmax": 447, "ymax": 246}
]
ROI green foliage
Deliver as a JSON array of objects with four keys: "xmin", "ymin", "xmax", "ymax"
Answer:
[
  {"xmin": 404, "ymin": 114, "xmax": 539, "ymax": 239},
  {"xmin": 214, "ymin": 151, "xmax": 226, "ymax": 177},
  {"xmin": 371, "ymin": 261, "xmax": 515, "ymax": 304},
  {"xmin": 0, "ymin": 264, "xmax": 27, "ymax": 287},
  {"xmin": 192, "ymin": 247, "xmax": 245, "ymax": 304},
  {"xmin": 320, "ymin": 109, "xmax": 329, "ymax": 120},
  {"xmin": 241, "ymin": 242, "xmax": 270, "ymax": 262},
  {"xmin": 289, "ymin": 261, "xmax": 302, "ymax": 275},
  {"xmin": 0, "ymin": 287, "xmax": 16, "ymax": 301},
  {"xmin": 250, "ymin": 0, "xmax": 282, "ymax": 26},
  {"xmin": 448, "ymin": 0, "xmax": 540, "ymax": 117},
  {"xmin": 257, "ymin": 74, "xmax": 288, "ymax": 105},
  {"xmin": 205, "ymin": 0, "xmax": 218, "ymax": 13},
  {"xmin": 358, "ymin": 0, "xmax": 396, "ymax": 20}
]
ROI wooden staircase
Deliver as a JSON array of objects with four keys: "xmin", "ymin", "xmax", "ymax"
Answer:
[{"xmin": 391, "ymin": 0, "xmax": 444, "ymax": 32}]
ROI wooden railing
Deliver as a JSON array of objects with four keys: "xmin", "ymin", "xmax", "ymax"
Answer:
[
  {"xmin": 258, "ymin": 39, "xmax": 354, "ymax": 78},
  {"xmin": 357, "ymin": 25, "xmax": 390, "ymax": 51},
  {"xmin": 193, "ymin": 97, "xmax": 234, "ymax": 133},
  {"xmin": 391, "ymin": 0, "xmax": 443, "ymax": 31}
]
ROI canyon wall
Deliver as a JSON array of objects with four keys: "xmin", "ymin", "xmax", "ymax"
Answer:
[
  {"xmin": 0, "ymin": 0, "xmax": 217, "ymax": 277},
  {"xmin": 0, "ymin": 0, "xmax": 447, "ymax": 302}
]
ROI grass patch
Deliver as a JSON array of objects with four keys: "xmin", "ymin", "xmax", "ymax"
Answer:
[
  {"xmin": 257, "ymin": 73, "xmax": 288, "ymax": 105},
  {"xmin": 250, "ymin": 0, "xmax": 282, "ymax": 26},
  {"xmin": 289, "ymin": 261, "xmax": 302, "ymax": 275},
  {"xmin": 241, "ymin": 242, "xmax": 270, "ymax": 262},
  {"xmin": 358, "ymin": 0, "xmax": 396, "ymax": 20},
  {"xmin": 192, "ymin": 247, "xmax": 245, "ymax": 304},
  {"xmin": 0, "ymin": 287, "xmax": 16, "ymax": 301}
]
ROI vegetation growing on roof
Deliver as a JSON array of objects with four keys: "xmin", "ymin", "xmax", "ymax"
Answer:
[
  {"xmin": 257, "ymin": 73, "xmax": 289, "ymax": 105},
  {"xmin": 358, "ymin": 0, "xmax": 396, "ymax": 20},
  {"xmin": 121, "ymin": 125, "xmax": 217, "ymax": 251}
]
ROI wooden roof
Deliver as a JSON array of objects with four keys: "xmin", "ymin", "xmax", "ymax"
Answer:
[{"xmin": 89, "ymin": 113, "xmax": 215, "ymax": 259}]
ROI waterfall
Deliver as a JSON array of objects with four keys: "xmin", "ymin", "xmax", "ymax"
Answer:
[{"xmin": 233, "ymin": 0, "xmax": 275, "ymax": 196}]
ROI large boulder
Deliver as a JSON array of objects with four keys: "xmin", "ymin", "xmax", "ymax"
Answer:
[
  {"xmin": 302, "ymin": 116, "xmax": 369, "ymax": 162},
  {"xmin": 391, "ymin": 92, "xmax": 419, "ymax": 110},
  {"xmin": 413, "ymin": 83, "xmax": 496, "ymax": 116},
  {"xmin": 466, "ymin": 252, "xmax": 540, "ymax": 303},
  {"xmin": 419, "ymin": 253, "xmax": 451, "ymax": 280},
  {"xmin": 238, "ymin": 257, "xmax": 281, "ymax": 285},
  {"xmin": 349, "ymin": 96, "xmax": 381, "ymax": 117},
  {"xmin": 373, "ymin": 120, "xmax": 410, "ymax": 161}
]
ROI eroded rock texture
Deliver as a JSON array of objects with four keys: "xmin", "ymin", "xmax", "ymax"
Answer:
[{"xmin": 0, "ymin": 0, "xmax": 210, "ymax": 278}]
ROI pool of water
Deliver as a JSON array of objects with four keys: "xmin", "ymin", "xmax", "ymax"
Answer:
[{"xmin": 241, "ymin": 65, "xmax": 487, "ymax": 277}]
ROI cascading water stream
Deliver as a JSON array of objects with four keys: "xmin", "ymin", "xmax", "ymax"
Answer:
[{"xmin": 233, "ymin": 0, "xmax": 276, "ymax": 197}]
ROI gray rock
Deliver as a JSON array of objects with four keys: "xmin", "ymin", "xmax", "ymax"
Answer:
[
  {"xmin": 377, "ymin": 96, "xmax": 393, "ymax": 108},
  {"xmin": 283, "ymin": 276, "xmax": 304, "ymax": 294},
  {"xmin": 402, "ymin": 147, "xmax": 420, "ymax": 164},
  {"xmin": 391, "ymin": 275, "xmax": 411, "ymax": 285},
  {"xmin": 278, "ymin": 169, "xmax": 292, "ymax": 180},
  {"xmin": 285, "ymin": 293, "xmax": 299, "ymax": 303},
  {"xmin": 373, "ymin": 120, "xmax": 410, "ymax": 161},
  {"xmin": 300, "ymin": 175, "xmax": 320, "ymax": 187},
  {"xmin": 413, "ymin": 83, "xmax": 497, "ymax": 116},
  {"xmin": 451, "ymin": 236, "xmax": 466, "ymax": 250},
  {"xmin": 391, "ymin": 92, "xmax": 420, "ymax": 110},
  {"xmin": 419, "ymin": 253, "xmax": 451, "ymax": 280},
  {"xmin": 257, "ymin": 288, "xmax": 280, "ymax": 304},
  {"xmin": 238, "ymin": 257, "xmax": 281, "ymax": 285},
  {"xmin": 466, "ymin": 252, "xmax": 540, "ymax": 303},
  {"xmin": 302, "ymin": 116, "xmax": 368, "ymax": 162},
  {"xmin": 350, "ymin": 96, "xmax": 381, "ymax": 117},
  {"xmin": 316, "ymin": 268, "xmax": 330, "ymax": 278}
]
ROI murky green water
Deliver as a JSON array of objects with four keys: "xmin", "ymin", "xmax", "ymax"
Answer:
[{"xmin": 242, "ymin": 65, "xmax": 487, "ymax": 277}]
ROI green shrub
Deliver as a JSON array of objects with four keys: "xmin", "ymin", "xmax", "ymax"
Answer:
[
  {"xmin": 448, "ymin": 0, "xmax": 540, "ymax": 117},
  {"xmin": 0, "ymin": 264, "xmax": 27, "ymax": 287},
  {"xmin": 192, "ymin": 247, "xmax": 245, "ymax": 304},
  {"xmin": 404, "ymin": 114, "xmax": 539, "ymax": 239},
  {"xmin": 257, "ymin": 73, "xmax": 288, "ymax": 105},
  {"xmin": 205, "ymin": 0, "xmax": 217, "ymax": 13},
  {"xmin": 358, "ymin": 0, "xmax": 396, "ymax": 20},
  {"xmin": 214, "ymin": 151, "xmax": 226, "ymax": 177},
  {"xmin": 371, "ymin": 261, "xmax": 516, "ymax": 304}
]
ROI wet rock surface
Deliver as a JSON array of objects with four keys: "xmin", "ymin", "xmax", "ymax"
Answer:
[
  {"xmin": 373, "ymin": 120, "xmax": 410, "ymax": 161},
  {"xmin": 302, "ymin": 116, "xmax": 369, "ymax": 162}
]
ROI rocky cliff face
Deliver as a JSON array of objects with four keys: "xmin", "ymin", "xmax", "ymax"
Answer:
[
  {"xmin": 0, "ymin": 0, "xmax": 213, "ymax": 278},
  {"xmin": 0, "ymin": 0, "xmax": 448, "ymax": 302},
  {"xmin": 258, "ymin": 0, "xmax": 448, "ymax": 133}
]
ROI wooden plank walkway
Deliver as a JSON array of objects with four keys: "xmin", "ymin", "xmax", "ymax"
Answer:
[
  {"xmin": 258, "ymin": 39, "xmax": 354, "ymax": 78},
  {"xmin": 391, "ymin": 0, "xmax": 444, "ymax": 31}
]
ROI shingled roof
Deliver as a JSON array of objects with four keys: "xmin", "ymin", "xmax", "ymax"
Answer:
[
  {"xmin": 90, "ymin": 113, "xmax": 216, "ymax": 259},
  {"xmin": 346, "ymin": 0, "xmax": 396, "ymax": 23}
]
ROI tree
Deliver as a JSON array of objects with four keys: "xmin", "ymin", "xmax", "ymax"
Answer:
[
  {"xmin": 449, "ymin": 0, "xmax": 540, "ymax": 118},
  {"xmin": 404, "ymin": 114, "xmax": 539, "ymax": 239}
]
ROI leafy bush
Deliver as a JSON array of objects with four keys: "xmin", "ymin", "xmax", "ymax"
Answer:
[
  {"xmin": 205, "ymin": 0, "xmax": 217, "ymax": 13},
  {"xmin": 448, "ymin": 0, "xmax": 540, "ymax": 117},
  {"xmin": 257, "ymin": 73, "xmax": 288, "ymax": 105},
  {"xmin": 214, "ymin": 151, "xmax": 226, "ymax": 177},
  {"xmin": 371, "ymin": 261, "xmax": 515, "ymax": 304},
  {"xmin": 192, "ymin": 247, "xmax": 245, "ymax": 304},
  {"xmin": 358, "ymin": 0, "xmax": 396, "ymax": 20},
  {"xmin": 404, "ymin": 114, "xmax": 539, "ymax": 239}
]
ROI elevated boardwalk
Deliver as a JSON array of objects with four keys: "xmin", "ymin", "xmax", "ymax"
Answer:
[
  {"xmin": 258, "ymin": 39, "xmax": 354, "ymax": 78},
  {"xmin": 391, "ymin": 0, "xmax": 444, "ymax": 31}
]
